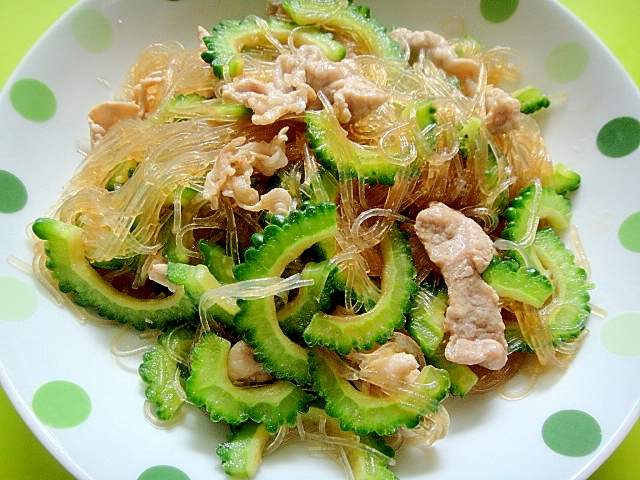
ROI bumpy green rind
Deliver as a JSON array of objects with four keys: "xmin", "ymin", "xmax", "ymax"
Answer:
[
  {"xmin": 185, "ymin": 333, "xmax": 312, "ymax": 433},
  {"xmin": 236, "ymin": 297, "xmax": 313, "ymax": 385},
  {"xmin": 303, "ymin": 225, "xmax": 417, "ymax": 355},
  {"xmin": 350, "ymin": 435, "xmax": 398, "ymax": 480},
  {"xmin": 551, "ymin": 163, "xmax": 581, "ymax": 195},
  {"xmin": 233, "ymin": 202, "xmax": 339, "ymax": 384},
  {"xmin": 282, "ymin": 0, "xmax": 404, "ymax": 59},
  {"xmin": 482, "ymin": 256, "xmax": 553, "ymax": 309},
  {"xmin": 531, "ymin": 227, "xmax": 592, "ymax": 342},
  {"xmin": 139, "ymin": 326, "xmax": 194, "ymax": 421},
  {"xmin": 309, "ymin": 348, "xmax": 449, "ymax": 436},
  {"xmin": 202, "ymin": 18, "xmax": 346, "ymax": 78},
  {"xmin": 305, "ymin": 108, "xmax": 400, "ymax": 186},
  {"xmin": 234, "ymin": 202, "xmax": 339, "ymax": 280},
  {"xmin": 501, "ymin": 183, "xmax": 572, "ymax": 243},
  {"xmin": 32, "ymin": 218, "xmax": 196, "ymax": 330},
  {"xmin": 504, "ymin": 321, "xmax": 533, "ymax": 353},
  {"xmin": 216, "ymin": 421, "xmax": 271, "ymax": 478},
  {"xmin": 511, "ymin": 85, "xmax": 551, "ymax": 115}
]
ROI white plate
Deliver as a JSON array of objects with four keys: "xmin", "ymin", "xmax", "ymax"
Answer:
[{"xmin": 1, "ymin": 1, "xmax": 640, "ymax": 479}]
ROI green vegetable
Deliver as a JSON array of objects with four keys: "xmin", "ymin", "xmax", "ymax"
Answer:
[
  {"xmin": 551, "ymin": 163, "xmax": 581, "ymax": 195},
  {"xmin": 304, "ymin": 225, "xmax": 417, "ymax": 355},
  {"xmin": 157, "ymin": 188, "xmax": 200, "ymax": 264},
  {"xmin": 139, "ymin": 326, "xmax": 194, "ymax": 420},
  {"xmin": 216, "ymin": 421, "xmax": 271, "ymax": 478},
  {"xmin": 348, "ymin": 436, "xmax": 398, "ymax": 480},
  {"xmin": 482, "ymin": 256, "xmax": 553, "ymax": 309},
  {"xmin": 197, "ymin": 239, "xmax": 237, "ymax": 284},
  {"xmin": 202, "ymin": 18, "xmax": 346, "ymax": 78},
  {"xmin": 282, "ymin": 0, "xmax": 404, "ymax": 59},
  {"xmin": 498, "ymin": 184, "xmax": 592, "ymax": 347},
  {"xmin": 32, "ymin": 218, "xmax": 196, "ymax": 330},
  {"xmin": 309, "ymin": 348, "xmax": 449, "ymax": 436},
  {"xmin": 455, "ymin": 117, "xmax": 508, "ymax": 210},
  {"xmin": 159, "ymin": 220, "xmax": 191, "ymax": 265},
  {"xmin": 501, "ymin": 183, "xmax": 572, "ymax": 243},
  {"xmin": 105, "ymin": 158, "xmax": 137, "ymax": 191},
  {"xmin": 156, "ymin": 93, "xmax": 251, "ymax": 122},
  {"xmin": 306, "ymin": 107, "xmax": 400, "ymax": 187},
  {"xmin": 90, "ymin": 255, "xmax": 140, "ymax": 271},
  {"xmin": 234, "ymin": 202, "xmax": 339, "ymax": 279},
  {"xmin": 531, "ymin": 227, "xmax": 592, "ymax": 342},
  {"xmin": 406, "ymin": 285, "xmax": 448, "ymax": 357},
  {"xmin": 165, "ymin": 262, "xmax": 239, "ymax": 326},
  {"xmin": 512, "ymin": 85, "xmax": 551, "ymax": 114},
  {"xmin": 233, "ymin": 202, "xmax": 339, "ymax": 384},
  {"xmin": 185, "ymin": 332, "xmax": 312, "ymax": 433},
  {"xmin": 457, "ymin": 117, "xmax": 482, "ymax": 161},
  {"xmin": 235, "ymin": 296, "xmax": 313, "ymax": 385},
  {"xmin": 302, "ymin": 407, "xmax": 399, "ymax": 480},
  {"xmin": 426, "ymin": 345, "xmax": 478, "ymax": 398},
  {"xmin": 504, "ymin": 320, "xmax": 532, "ymax": 353},
  {"xmin": 406, "ymin": 286, "xmax": 477, "ymax": 397},
  {"xmin": 277, "ymin": 260, "xmax": 336, "ymax": 337}
]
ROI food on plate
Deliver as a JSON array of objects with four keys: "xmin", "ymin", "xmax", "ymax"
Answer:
[{"xmin": 30, "ymin": 0, "xmax": 593, "ymax": 477}]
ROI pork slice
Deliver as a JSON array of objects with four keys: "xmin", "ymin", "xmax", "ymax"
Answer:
[
  {"xmin": 222, "ymin": 44, "xmax": 388, "ymax": 124},
  {"xmin": 414, "ymin": 202, "xmax": 507, "ymax": 370},
  {"xmin": 88, "ymin": 101, "xmax": 141, "ymax": 144},
  {"xmin": 389, "ymin": 27, "xmax": 481, "ymax": 82},
  {"xmin": 485, "ymin": 84, "xmax": 522, "ymax": 135},
  {"xmin": 227, "ymin": 340, "xmax": 274, "ymax": 385},
  {"xmin": 202, "ymin": 127, "xmax": 292, "ymax": 214}
]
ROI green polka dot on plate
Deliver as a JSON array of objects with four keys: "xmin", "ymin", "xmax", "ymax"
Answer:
[
  {"xmin": 71, "ymin": 9, "xmax": 113, "ymax": 52},
  {"xmin": 32, "ymin": 380, "xmax": 91, "ymax": 428},
  {"xmin": 138, "ymin": 465, "xmax": 191, "ymax": 480},
  {"xmin": 618, "ymin": 211, "xmax": 640, "ymax": 252},
  {"xmin": 597, "ymin": 116, "xmax": 640, "ymax": 158},
  {"xmin": 0, "ymin": 276, "xmax": 37, "ymax": 321},
  {"xmin": 601, "ymin": 312, "xmax": 640, "ymax": 356},
  {"xmin": 542, "ymin": 409, "xmax": 602, "ymax": 457},
  {"xmin": 480, "ymin": 0, "xmax": 519, "ymax": 23},
  {"xmin": 545, "ymin": 42, "xmax": 589, "ymax": 83},
  {"xmin": 0, "ymin": 170, "xmax": 28, "ymax": 213},
  {"xmin": 10, "ymin": 78, "xmax": 57, "ymax": 122}
]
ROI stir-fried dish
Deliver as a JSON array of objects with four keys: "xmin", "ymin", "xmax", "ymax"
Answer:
[{"xmin": 31, "ymin": 1, "xmax": 593, "ymax": 478}]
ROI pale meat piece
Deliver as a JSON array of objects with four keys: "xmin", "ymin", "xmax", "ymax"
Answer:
[
  {"xmin": 227, "ymin": 340, "xmax": 274, "ymax": 385},
  {"xmin": 221, "ymin": 44, "xmax": 388, "ymax": 124},
  {"xmin": 348, "ymin": 333, "xmax": 422, "ymax": 397},
  {"xmin": 202, "ymin": 127, "xmax": 293, "ymax": 214},
  {"xmin": 223, "ymin": 75, "xmax": 312, "ymax": 125},
  {"xmin": 359, "ymin": 352, "xmax": 421, "ymax": 390},
  {"xmin": 414, "ymin": 202, "xmax": 507, "ymax": 370},
  {"xmin": 485, "ymin": 84, "xmax": 522, "ymax": 134},
  {"xmin": 147, "ymin": 253, "xmax": 177, "ymax": 293},
  {"xmin": 389, "ymin": 27, "xmax": 481, "ymax": 82},
  {"xmin": 88, "ymin": 101, "xmax": 141, "ymax": 144},
  {"xmin": 241, "ymin": 187, "xmax": 293, "ymax": 215}
]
